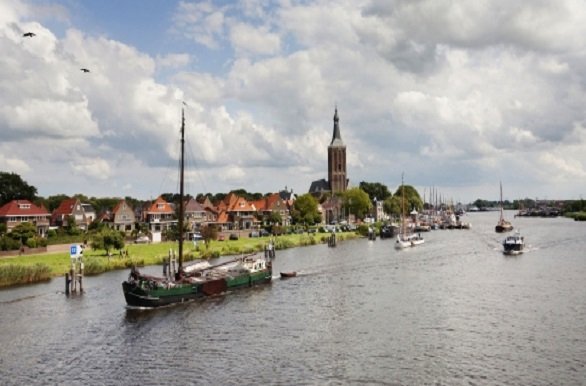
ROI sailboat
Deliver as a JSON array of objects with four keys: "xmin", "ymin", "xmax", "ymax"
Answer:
[
  {"xmin": 122, "ymin": 107, "xmax": 272, "ymax": 308},
  {"xmin": 495, "ymin": 182, "xmax": 513, "ymax": 233},
  {"xmin": 395, "ymin": 174, "xmax": 424, "ymax": 249}
]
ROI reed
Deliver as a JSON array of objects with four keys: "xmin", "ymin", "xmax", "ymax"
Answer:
[{"xmin": 0, "ymin": 263, "xmax": 52, "ymax": 287}]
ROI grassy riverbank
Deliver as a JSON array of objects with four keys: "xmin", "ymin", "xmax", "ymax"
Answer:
[{"xmin": 0, "ymin": 232, "xmax": 359, "ymax": 287}]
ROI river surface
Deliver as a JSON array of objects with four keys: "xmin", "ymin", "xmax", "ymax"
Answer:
[{"xmin": 1, "ymin": 211, "xmax": 585, "ymax": 385}]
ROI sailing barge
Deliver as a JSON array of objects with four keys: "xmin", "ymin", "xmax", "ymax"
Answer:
[
  {"xmin": 122, "ymin": 107, "xmax": 271, "ymax": 308},
  {"xmin": 123, "ymin": 255, "xmax": 272, "ymax": 308}
]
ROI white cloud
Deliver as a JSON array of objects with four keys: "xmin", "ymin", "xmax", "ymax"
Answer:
[
  {"xmin": 2, "ymin": 0, "xmax": 586, "ymax": 201},
  {"xmin": 229, "ymin": 22, "xmax": 280, "ymax": 57},
  {"xmin": 71, "ymin": 158, "xmax": 111, "ymax": 180},
  {"xmin": 155, "ymin": 53, "xmax": 190, "ymax": 69}
]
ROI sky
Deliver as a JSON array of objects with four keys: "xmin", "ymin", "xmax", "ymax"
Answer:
[{"xmin": 1, "ymin": 0, "xmax": 586, "ymax": 203}]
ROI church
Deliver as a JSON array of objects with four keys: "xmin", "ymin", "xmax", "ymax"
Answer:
[{"xmin": 308, "ymin": 107, "xmax": 348, "ymax": 223}]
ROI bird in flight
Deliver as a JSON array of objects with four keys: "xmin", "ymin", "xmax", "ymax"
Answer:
[
  {"xmin": 23, "ymin": 32, "xmax": 36, "ymax": 37},
  {"xmin": 80, "ymin": 68, "xmax": 90, "ymax": 73}
]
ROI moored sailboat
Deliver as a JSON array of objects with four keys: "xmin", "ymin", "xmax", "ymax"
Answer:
[
  {"xmin": 122, "ymin": 107, "xmax": 272, "ymax": 308},
  {"xmin": 395, "ymin": 174, "xmax": 424, "ymax": 249}
]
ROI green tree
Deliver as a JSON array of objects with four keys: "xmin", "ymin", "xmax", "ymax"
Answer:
[
  {"xmin": 90, "ymin": 227, "xmax": 125, "ymax": 256},
  {"xmin": 0, "ymin": 172, "xmax": 38, "ymax": 206},
  {"xmin": 200, "ymin": 225, "xmax": 218, "ymax": 248},
  {"xmin": 341, "ymin": 188, "xmax": 372, "ymax": 220},
  {"xmin": 359, "ymin": 181, "xmax": 392, "ymax": 202},
  {"xmin": 394, "ymin": 185, "xmax": 423, "ymax": 213},
  {"xmin": 383, "ymin": 195, "xmax": 401, "ymax": 218},
  {"xmin": 9, "ymin": 222, "xmax": 37, "ymax": 245},
  {"xmin": 267, "ymin": 211, "xmax": 282, "ymax": 225},
  {"xmin": 291, "ymin": 194, "xmax": 321, "ymax": 225}
]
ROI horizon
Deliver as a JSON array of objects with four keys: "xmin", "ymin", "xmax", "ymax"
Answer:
[{"xmin": 1, "ymin": 1, "xmax": 586, "ymax": 203}]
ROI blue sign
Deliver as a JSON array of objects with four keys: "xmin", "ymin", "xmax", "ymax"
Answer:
[{"xmin": 70, "ymin": 245, "xmax": 77, "ymax": 256}]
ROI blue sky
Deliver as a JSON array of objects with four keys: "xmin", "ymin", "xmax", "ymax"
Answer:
[{"xmin": 2, "ymin": 0, "xmax": 586, "ymax": 203}]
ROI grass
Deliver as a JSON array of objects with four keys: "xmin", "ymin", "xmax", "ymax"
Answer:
[{"xmin": 0, "ymin": 232, "xmax": 360, "ymax": 287}]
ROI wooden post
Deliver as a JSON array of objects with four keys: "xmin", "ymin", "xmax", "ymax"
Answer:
[{"xmin": 65, "ymin": 273, "xmax": 70, "ymax": 295}]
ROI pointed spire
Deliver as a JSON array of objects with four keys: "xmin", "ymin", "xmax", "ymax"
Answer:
[{"xmin": 330, "ymin": 106, "xmax": 344, "ymax": 146}]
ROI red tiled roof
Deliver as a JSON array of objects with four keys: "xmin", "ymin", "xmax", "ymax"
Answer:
[
  {"xmin": 52, "ymin": 198, "xmax": 78, "ymax": 216},
  {"xmin": 112, "ymin": 199, "xmax": 133, "ymax": 215},
  {"xmin": 0, "ymin": 200, "xmax": 49, "ymax": 216},
  {"xmin": 146, "ymin": 196, "xmax": 174, "ymax": 214}
]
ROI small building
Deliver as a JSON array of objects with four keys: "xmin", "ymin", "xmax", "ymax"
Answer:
[
  {"xmin": 0, "ymin": 200, "xmax": 51, "ymax": 237},
  {"xmin": 110, "ymin": 199, "xmax": 136, "ymax": 233},
  {"xmin": 51, "ymin": 198, "xmax": 89, "ymax": 230},
  {"xmin": 144, "ymin": 196, "xmax": 176, "ymax": 243}
]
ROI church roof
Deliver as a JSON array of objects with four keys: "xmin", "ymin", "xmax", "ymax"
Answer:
[{"xmin": 309, "ymin": 178, "xmax": 330, "ymax": 194}]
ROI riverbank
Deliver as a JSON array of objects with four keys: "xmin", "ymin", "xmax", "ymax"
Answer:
[{"xmin": 0, "ymin": 231, "xmax": 359, "ymax": 287}]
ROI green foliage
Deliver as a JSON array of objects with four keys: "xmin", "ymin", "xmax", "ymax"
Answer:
[
  {"xmin": 267, "ymin": 211, "xmax": 282, "ymax": 225},
  {"xmin": 383, "ymin": 195, "xmax": 401, "ymax": 218},
  {"xmin": 0, "ymin": 236, "xmax": 20, "ymax": 251},
  {"xmin": 90, "ymin": 227, "xmax": 125, "ymax": 255},
  {"xmin": 0, "ymin": 171, "xmax": 38, "ymax": 206},
  {"xmin": 394, "ymin": 185, "xmax": 423, "ymax": 212},
  {"xmin": 341, "ymin": 188, "xmax": 372, "ymax": 220},
  {"xmin": 0, "ymin": 263, "xmax": 51, "ymax": 287},
  {"xmin": 291, "ymin": 193, "xmax": 321, "ymax": 225},
  {"xmin": 359, "ymin": 181, "xmax": 392, "ymax": 201},
  {"xmin": 9, "ymin": 222, "xmax": 37, "ymax": 243},
  {"xmin": 200, "ymin": 225, "xmax": 218, "ymax": 248}
]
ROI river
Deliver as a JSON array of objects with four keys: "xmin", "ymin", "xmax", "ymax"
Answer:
[{"xmin": 1, "ymin": 211, "xmax": 585, "ymax": 385}]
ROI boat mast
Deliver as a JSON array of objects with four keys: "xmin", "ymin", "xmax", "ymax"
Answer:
[
  {"xmin": 178, "ymin": 107, "xmax": 185, "ymax": 271},
  {"xmin": 401, "ymin": 173, "xmax": 405, "ymax": 235},
  {"xmin": 499, "ymin": 181, "xmax": 504, "ymax": 223}
]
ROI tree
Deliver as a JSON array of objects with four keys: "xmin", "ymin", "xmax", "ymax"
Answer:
[
  {"xmin": 383, "ymin": 195, "xmax": 401, "ymax": 218},
  {"xmin": 291, "ymin": 194, "xmax": 321, "ymax": 225},
  {"xmin": 91, "ymin": 227, "xmax": 125, "ymax": 256},
  {"xmin": 394, "ymin": 185, "xmax": 423, "ymax": 213},
  {"xmin": 267, "ymin": 211, "xmax": 282, "ymax": 225},
  {"xmin": 0, "ymin": 172, "xmax": 38, "ymax": 206},
  {"xmin": 9, "ymin": 222, "xmax": 37, "ymax": 245},
  {"xmin": 200, "ymin": 225, "xmax": 218, "ymax": 248},
  {"xmin": 359, "ymin": 181, "xmax": 392, "ymax": 202},
  {"xmin": 341, "ymin": 188, "xmax": 372, "ymax": 220}
]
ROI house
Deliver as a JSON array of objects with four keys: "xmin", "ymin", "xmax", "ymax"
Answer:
[
  {"xmin": 0, "ymin": 199, "xmax": 51, "ymax": 237},
  {"xmin": 51, "ymin": 198, "xmax": 89, "ymax": 230},
  {"xmin": 184, "ymin": 197, "xmax": 207, "ymax": 234},
  {"xmin": 144, "ymin": 196, "xmax": 176, "ymax": 243},
  {"xmin": 222, "ymin": 193, "xmax": 258, "ymax": 231},
  {"xmin": 252, "ymin": 193, "xmax": 291, "ymax": 226},
  {"xmin": 109, "ymin": 199, "xmax": 136, "ymax": 233}
]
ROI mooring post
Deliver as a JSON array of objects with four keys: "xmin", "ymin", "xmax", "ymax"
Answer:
[
  {"xmin": 78, "ymin": 259, "xmax": 84, "ymax": 293},
  {"xmin": 65, "ymin": 273, "xmax": 70, "ymax": 295}
]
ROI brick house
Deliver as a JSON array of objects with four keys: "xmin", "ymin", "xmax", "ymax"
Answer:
[
  {"xmin": 0, "ymin": 199, "xmax": 51, "ymax": 237},
  {"xmin": 51, "ymin": 198, "xmax": 90, "ymax": 230}
]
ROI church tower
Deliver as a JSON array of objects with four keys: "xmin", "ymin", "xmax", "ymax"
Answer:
[{"xmin": 328, "ymin": 107, "xmax": 347, "ymax": 193}]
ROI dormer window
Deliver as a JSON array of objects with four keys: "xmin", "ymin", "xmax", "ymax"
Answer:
[
  {"xmin": 157, "ymin": 203, "xmax": 165, "ymax": 209},
  {"xmin": 18, "ymin": 203, "xmax": 31, "ymax": 209}
]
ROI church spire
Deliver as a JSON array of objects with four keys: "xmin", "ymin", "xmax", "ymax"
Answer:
[{"xmin": 330, "ymin": 106, "xmax": 343, "ymax": 146}]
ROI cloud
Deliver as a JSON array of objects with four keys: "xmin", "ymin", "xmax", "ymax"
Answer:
[
  {"xmin": 2, "ymin": 0, "xmax": 586, "ymax": 201},
  {"xmin": 155, "ymin": 53, "xmax": 190, "ymax": 69},
  {"xmin": 229, "ymin": 22, "xmax": 281, "ymax": 57}
]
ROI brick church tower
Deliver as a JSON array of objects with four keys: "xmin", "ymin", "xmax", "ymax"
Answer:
[{"xmin": 328, "ymin": 107, "xmax": 347, "ymax": 193}]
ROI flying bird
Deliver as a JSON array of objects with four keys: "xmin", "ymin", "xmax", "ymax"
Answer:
[
  {"xmin": 23, "ymin": 32, "xmax": 36, "ymax": 37},
  {"xmin": 80, "ymin": 68, "xmax": 90, "ymax": 73}
]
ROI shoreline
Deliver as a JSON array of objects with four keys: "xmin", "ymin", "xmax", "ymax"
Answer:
[{"xmin": 0, "ymin": 232, "xmax": 360, "ymax": 288}]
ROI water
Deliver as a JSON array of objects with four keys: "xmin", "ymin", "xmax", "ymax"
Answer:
[{"xmin": 1, "ymin": 212, "xmax": 585, "ymax": 385}]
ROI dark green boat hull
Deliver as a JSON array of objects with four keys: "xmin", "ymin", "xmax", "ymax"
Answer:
[{"xmin": 122, "ymin": 269, "xmax": 272, "ymax": 308}]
